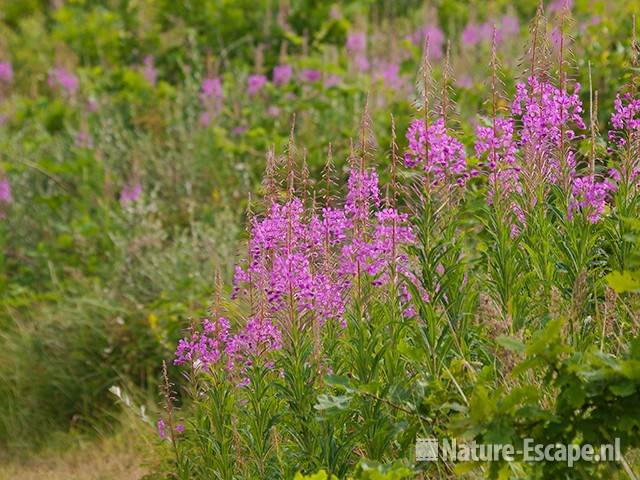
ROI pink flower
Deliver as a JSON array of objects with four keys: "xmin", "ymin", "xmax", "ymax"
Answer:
[
  {"xmin": 174, "ymin": 316, "xmax": 231, "ymax": 368},
  {"xmin": 199, "ymin": 111, "xmax": 211, "ymax": 127},
  {"xmin": 273, "ymin": 64, "xmax": 292, "ymax": 86},
  {"xmin": 174, "ymin": 314, "xmax": 281, "ymax": 380},
  {"xmin": 354, "ymin": 55, "xmax": 370, "ymax": 72},
  {"xmin": 120, "ymin": 181, "xmax": 142, "ymax": 206},
  {"xmin": 75, "ymin": 130, "xmax": 93, "ymax": 149},
  {"xmin": 346, "ymin": 32, "xmax": 366, "ymax": 52},
  {"xmin": 568, "ymin": 176, "xmax": 612, "ymax": 223},
  {"xmin": 461, "ymin": 23, "xmax": 481, "ymax": 47},
  {"xmin": 549, "ymin": 0, "xmax": 573, "ymax": 12},
  {"xmin": 500, "ymin": 14, "xmax": 519, "ymax": 37},
  {"xmin": 511, "ymin": 76, "xmax": 585, "ymax": 183},
  {"xmin": 180, "ymin": 163, "xmax": 418, "ymax": 382},
  {"xmin": 475, "ymin": 117, "xmax": 520, "ymax": 203},
  {"xmin": 376, "ymin": 62, "xmax": 403, "ymax": 90},
  {"xmin": 199, "ymin": 77, "xmax": 223, "ymax": 126},
  {"xmin": 610, "ymin": 93, "xmax": 640, "ymax": 137},
  {"xmin": 475, "ymin": 118, "xmax": 518, "ymax": 170},
  {"xmin": 456, "ymin": 75, "xmax": 473, "ymax": 89},
  {"xmin": 157, "ymin": 418, "xmax": 166, "ymax": 439},
  {"xmin": 201, "ymin": 77, "xmax": 223, "ymax": 100},
  {"xmin": 247, "ymin": 74, "xmax": 267, "ymax": 96},
  {"xmin": 608, "ymin": 92, "xmax": 640, "ymax": 188},
  {"xmin": 143, "ymin": 56, "xmax": 157, "ymax": 86},
  {"xmin": 0, "ymin": 61, "xmax": 13, "ymax": 83},
  {"xmin": 299, "ymin": 68, "xmax": 322, "ymax": 83},
  {"xmin": 404, "ymin": 118, "xmax": 468, "ymax": 187},
  {"xmin": 408, "ymin": 25, "xmax": 445, "ymax": 60},
  {"xmin": 48, "ymin": 68, "xmax": 79, "ymax": 96},
  {"xmin": 0, "ymin": 178, "xmax": 12, "ymax": 203},
  {"xmin": 324, "ymin": 74, "xmax": 341, "ymax": 88}
]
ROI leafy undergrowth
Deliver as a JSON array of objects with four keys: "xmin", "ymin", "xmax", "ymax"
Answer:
[
  {"xmin": 148, "ymin": 6, "xmax": 640, "ymax": 477},
  {"xmin": 1, "ymin": 1, "xmax": 640, "ymax": 477}
]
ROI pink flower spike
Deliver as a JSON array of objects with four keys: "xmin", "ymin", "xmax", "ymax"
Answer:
[
  {"xmin": 0, "ymin": 178, "xmax": 12, "ymax": 204},
  {"xmin": 247, "ymin": 74, "xmax": 268, "ymax": 96},
  {"xmin": 0, "ymin": 61, "xmax": 13, "ymax": 83},
  {"xmin": 273, "ymin": 64, "xmax": 292, "ymax": 86}
]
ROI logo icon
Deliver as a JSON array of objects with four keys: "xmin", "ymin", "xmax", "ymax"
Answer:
[{"xmin": 416, "ymin": 438, "xmax": 438, "ymax": 462}]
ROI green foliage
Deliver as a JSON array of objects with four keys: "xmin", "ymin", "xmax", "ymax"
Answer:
[
  {"xmin": 1, "ymin": 0, "xmax": 639, "ymax": 474},
  {"xmin": 452, "ymin": 320, "xmax": 640, "ymax": 478},
  {"xmin": 606, "ymin": 218, "xmax": 640, "ymax": 293}
]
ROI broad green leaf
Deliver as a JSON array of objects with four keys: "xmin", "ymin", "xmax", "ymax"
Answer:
[{"xmin": 606, "ymin": 271, "xmax": 640, "ymax": 293}]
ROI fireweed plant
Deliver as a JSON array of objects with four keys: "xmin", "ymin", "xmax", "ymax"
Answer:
[{"xmin": 156, "ymin": 11, "xmax": 640, "ymax": 480}]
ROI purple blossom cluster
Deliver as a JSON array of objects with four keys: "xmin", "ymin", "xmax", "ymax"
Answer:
[
  {"xmin": 568, "ymin": 175, "xmax": 612, "ymax": 223},
  {"xmin": 173, "ymin": 315, "xmax": 281, "ymax": 379},
  {"xmin": 273, "ymin": 64, "xmax": 292, "ymax": 86},
  {"xmin": 48, "ymin": 67, "xmax": 79, "ymax": 96},
  {"xmin": 120, "ymin": 181, "xmax": 142, "ymax": 206},
  {"xmin": 404, "ymin": 118, "xmax": 469, "ymax": 187},
  {"xmin": 461, "ymin": 22, "xmax": 494, "ymax": 47},
  {"xmin": 608, "ymin": 93, "xmax": 640, "ymax": 190},
  {"xmin": 610, "ymin": 93, "xmax": 640, "ymax": 144},
  {"xmin": 156, "ymin": 418, "xmax": 184, "ymax": 440},
  {"xmin": 199, "ymin": 77, "xmax": 223, "ymax": 126},
  {"xmin": 299, "ymin": 68, "xmax": 322, "ymax": 83},
  {"xmin": 339, "ymin": 167, "xmax": 415, "ymax": 289},
  {"xmin": 0, "ymin": 177, "xmax": 12, "ymax": 204},
  {"xmin": 0, "ymin": 176, "xmax": 10, "ymax": 219},
  {"xmin": 176, "ymin": 162, "xmax": 416, "ymax": 381},
  {"xmin": 374, "ymin": 62, "xmax": 404, "ymax": 90},
  {"xmin": 512, "ymin": 76, "xmax": 585, "ymax": 183},
  {"xmin": 475, "ymin": 117, "xmax": 521, "ymax": 204},
  {"xmin": 247, "ymin": 74, "xmax": 268, "ymax": 97},
  {"xmin": 346, "ymin": 32, "xmax": 366, "ymax": 52},
  {"xmin": 475, "ymin": 118, "xmax": 517, "ymax": 169},
  {"xmin": 345, "ymin": 31, "xmax": 370, "ymax": 73},
  {"xmin": 460, "ymin": 15, "xmax": 519, "ymax": 48},
  {"xmin": 468, "ymin": 73, "xmax": 629, "ymax": 228},
  {"xmin": 407, "ymin": 25, "xmax": 445, "ymax": 60},
  {"xmin": 0, "ymin": 61, "xmax": 13, "ymax": 83},
  {"xmin": 143, "ymin": 56, "xmax": 157, "ymax": 86}
]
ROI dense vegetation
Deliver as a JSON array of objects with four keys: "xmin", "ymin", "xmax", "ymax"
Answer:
[{"xmin": 1, "ymin": 1, "xmax": 639, "ymax": 479}]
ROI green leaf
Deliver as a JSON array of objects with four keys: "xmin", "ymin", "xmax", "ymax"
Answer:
[
  {"xmin": 325, "ymin": 374, "xmax": 353, "ymax": 391},
  {"xmin": 314, "ymin": 394, "xmax": 352, "ymax": 411},
  {"xmin": 295, "ymin": 470, "xmax": 336, "ymax": 480},
  {"xmin": 355, "ymin": 460, "xmax": 413, "ymax": 479},
  {"xmin": 609, "ymin": 381, "xmax": 636, "ymax": 397},
  {"xmin": 469, "ymin": 385, "xmax": 494, "ymax": 423},
  {"xmin": 496, "ymin": 336, "xmax": 525, "ymax": 353},
  {"xmin": 606, "ymin": 271, "xmax": 640, "ymax": 293}
]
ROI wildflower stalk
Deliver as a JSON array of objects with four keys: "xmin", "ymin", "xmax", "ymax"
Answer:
[
  {"xmin": 421, "ymin": 36, "xmax": 432, "ymax": 192},
  {"xmin": 323, "ymin": 143, "xmax": 334, "ymax": 209},
  {"xmin": 161, "ymin": 361, "xmax": 181, "ymax": 468},
  {"xmin": 287, "ymin": 114, "xmax": 297, "ymax": 198},
  {"xmin": 301, "ymin": 149, "xmax": 310, "ymax": 209},
  {"xmin": 264, "ymin": 145, "xmax": 279, "ymax": 205},
  {"xmin": 490, "ymin": 25, "xmax": 503, "ymax": 211},
  {"xmin": 588, "ymin": 63, "xmax": 597, "ymax": 176},
  {"xmin": 246, "ymin": 194, "xmax": 255, "ymax": 317},
  {"xmin": 441, "ymin": 41, "xmax": 451, "ymax": 128},
  {"xmin": 389, "ymin": 114, "xmax": 399, "ymax": 287},
  {"xmin": 558, "ymin": 6, "xmax": 570, "ymax": 195}
]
